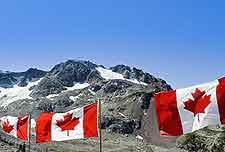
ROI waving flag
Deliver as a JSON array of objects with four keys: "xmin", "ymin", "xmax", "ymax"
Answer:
[
  {"xmin": 36, "ymin": 103, "xmax": 99, "ymax": 143},
  {"xmin": 0, "ymin": 116, "xmax": 28, "ymax": 141},
  {"xmin": 154, "ymin": 77, "xmax": 225, "ymax": 136}
]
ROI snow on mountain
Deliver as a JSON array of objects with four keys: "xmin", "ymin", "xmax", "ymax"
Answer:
[
  {"xmin": 0, "ymin": 79, "xmax": 42, "ymax": 107},
  {"xmin": 69, "ymin": 95, "xmax": 81, "ymax": 102},
  {"xmin": 88, "ymin": 89, "xmax": 96, "ymax": 95},
  {"xmin": 46, "ymin": 94, "xmax": 59, "ymax": 100},
  {"xmin": 46, "ymin": 83, "xmax": 90, "ymax": 99},
  {"xmin": 96, "ymin": 67, "xmax": 124, "ymax": 80},
  {"xmin": 65, "ymin": 82, "xmax": 90, "ymax": 91},
  {"xmin": 0, "ymin": 70, "xmax": 10, "ymax": 74},
  {"xmin": 127, "ymin": 79, "xmax": 148, "ymax": 86},
  {"xmin": 96, "ymin": 67, "xmax": 147, "ymax": 85}
]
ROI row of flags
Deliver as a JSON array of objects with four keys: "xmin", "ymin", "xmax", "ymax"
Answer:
[
  {"xmin": 0, "ymin": 77, "xmax": 225, "ymax": 143},
  {"xmin": 0, "ymin": 103, "xmax": 98, "ymax": 143}
]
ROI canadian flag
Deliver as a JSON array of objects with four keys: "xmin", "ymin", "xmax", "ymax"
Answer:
[
  {"xmin": 154, "ymin": 77, "xmax": 225, "ymax": 136},
  {"xmin": 0, "ymin": 116, "xmax": 28, "ymax": 141},
  {"xmin": 36, "ymin": 103, "xmax": 99, "ymax": 143}
]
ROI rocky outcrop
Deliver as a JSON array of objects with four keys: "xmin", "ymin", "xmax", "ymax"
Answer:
[
  {"xmin": 102, "ymin": 80, "xmax": 132, "ymax": 94},
  {"xmin": 177, "ymin": 126, "xmax": 225, "ymax": 152},
  {"xmin": 0, "ymin": 74, "xmax": 17, "ymax": 88},
  {"xmin": 0, "ymin": 68, "xmax": 47, "ymax": 88},
  {"xmin": 86, "ymin": 70, "xmax": 103, "ymax": 84},
  {"xmin": 49, "ymin": 60, "xmax": 97, "ymax": 86},
  {"xmin": 30, "ymin": 76, "xmax": 66, "ymax": 97},
  {"xmin": 110, "ymin": 64, "xmax": 172, "ymax": 90}
]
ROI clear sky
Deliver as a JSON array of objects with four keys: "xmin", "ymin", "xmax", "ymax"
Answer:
[{"xmin": 0, "ymin": 0, "xmax": 225, "ymax": 88}]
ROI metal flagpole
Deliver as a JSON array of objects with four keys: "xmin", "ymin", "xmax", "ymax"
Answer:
[
  {"xmin": 98, "ymin": 100, "xmax": 102, "ymax": 152},
  {"xmin": 28, "ymin": 113, "xmax": 31, "ymax": 152}
]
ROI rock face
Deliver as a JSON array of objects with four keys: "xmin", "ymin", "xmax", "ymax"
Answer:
[
  {"xmin": 0, "ymin": 73, "xmax": 17, "ymax": 88},
  {"xmin": 0, "ymin": 68, "xmax": 47, "ymax": 88},
  {"xmin": 30, "ymin": 60, "xmax": 103, "ymax": 97},
  {"xmin": 30, "ymin": 76, "xmax": 66, "ymax": 97},
  {"xmin": 110, "ymin": 65, "xmax": 172, "ymax": 90},
  {"xmin": 49, "ymin": 60, "xmax": 98, "ymax": 86},
  {"xmin": 177, "ymin": 126, "xmax": 225, "ymax": 152}
]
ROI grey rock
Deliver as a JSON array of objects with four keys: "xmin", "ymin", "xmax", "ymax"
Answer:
[
  {"xmin": 49, "ymin": 60, "xmax": 96, "ymax": 87},
  {"xmin": 36, "ymin": 98, "xmax": 54, "ymax": 112},
  {"xmin": 89, "ymin": 84, "xmax": 102, "ymax": 92},
  {"xmin": 30, "ymin": 76, "xmax": 66, "ymax": 97},
  {"xmin": 110, "ymin": 64, "xmax": 172, "ymax": 90},
  {"xmin": 17, "ymin": 77, "xmax": 28, "ymax": 87},
  {"xmin": 52, "ymin": 95, "xmax": 74, "ymax": 112},
  {"xmin": 0, "ymin": 74, "xmax": 17, "ymax": 88},
  {"xmin": 0, "ymin": 68, "xmax": 46, "ymax": 88},
  {"xmin": 102, "ymin": 80, "xmax": 132, "ymax": 94},
  {"xmin": 87, "ymin": 70, "xmax": 103, "ymax": 84}
]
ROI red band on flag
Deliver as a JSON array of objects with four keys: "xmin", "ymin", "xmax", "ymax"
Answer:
[
  {"xmin": 83, "ymin": 103, "xmax": 99, "ymax": 138},
  {"xmin": 17, "ymin": 116, "xmax": 28, "ymax": 141},
  {"xmin": 154, "ymin": 90, "xmax": 183, "ymax": 136},
  {"xmin": 217, "ymin": 77, "xmax": 225, "ymax": 124},
  {"xmin": 36, "ymin": 112, "xmax": 54, "ymax": 143}
]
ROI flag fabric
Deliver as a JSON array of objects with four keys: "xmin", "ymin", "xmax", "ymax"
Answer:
[
  {"xmin": 36, "ymin": 102, "xmax": 99, "ymax": 143},
  {"xmin": 0, "ymin": 116, "xmax": 28, "ymax": 141},
  {"xmin": 154, "ymin": 77, "xmax": 225, "ymax": 136}
]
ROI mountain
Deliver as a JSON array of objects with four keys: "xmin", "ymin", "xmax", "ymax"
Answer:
[
  {"xmin": 0, "ymin": 60, "xmax": 220, "ymax": 152},
  {"xmin": 0, "ymin": 68, "xmax": 47, "ymax": 88}
]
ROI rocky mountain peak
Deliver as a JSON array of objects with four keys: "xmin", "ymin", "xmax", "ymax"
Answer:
[
  {"xmin": 50, "ymin": 60, "xmax": 97, "ymax": 74},
  {"xmin": 110, "ymin": 64, "xmax": 171, "ymax": 89},
  {"xmin": 15, "ymin": 68, "xmax": 47, "ymax": 87},
  {"xmin": 23, "ymin": 68, "xmax": 47, "ymax": 80},
  {"xmin": 48, "ymin": 60, "xmax": 98, "ymax": 87},
  {"xmin": 0, "ymin": 68, "xmax": 47, "ymax": 88}
]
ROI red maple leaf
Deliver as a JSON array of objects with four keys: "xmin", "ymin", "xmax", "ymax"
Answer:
[
  {"xmin": 2, "ymin": 119, "xmax": 14, "ymax": 133},
  {"xmin": 184, "ymin": 88, "xmax": 211, "ymax": 120},
  {"xmin": 56, "ymin": 113, "xmax": 80, "ymax": 132}
]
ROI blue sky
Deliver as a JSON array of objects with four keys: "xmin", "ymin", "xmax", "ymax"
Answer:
[{"xmin": 0, "ymin": 0, "xmax": 225, "ymax": 88}]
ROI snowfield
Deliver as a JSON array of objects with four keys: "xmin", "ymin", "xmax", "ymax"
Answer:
[
  {"xmin": 69, "ymin": 95, "xmax": 81, "ymax": 101},
  {"xmin": 96, "ymin": 67, "xmax": 147, "ymax": 85},
  {"xmin": 0, "ymin": 79, "xmax": 42, "ymax": 107},
  {"xmin": 47, "ymin": 83, "xmax": 90, "ymax": 99},
  {"xmin": 46, "ymin": 94, "xmax": 60, "ymax": 100}
]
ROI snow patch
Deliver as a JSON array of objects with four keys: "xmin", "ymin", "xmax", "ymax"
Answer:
[
  {"xmin": 69, "ymin": 95, "xmax": 81, "ymax": 101},
  {"xmin": 0, "ymin": 79, "xmax": 42, "ymax": 107},
  {"xmin": 88, "ymin": 89, "xmax": 96, "ymax": 95},
  {"xmin": 66, "ymin": 83, "xmax": 90, "ymax": 91},
  {"xmin": 46, "ymin": 94, "xmax": 59, "ymax": 99},
  {"xmin": 96, "ymin": 67, "xmax": 147, "ymax": 86},
  {"xmin": 118, "ymin": 112, "xmax": 126, "ymax": 118},
  {"xmin": 127, "ymin": 79, "xmax": 148, "ymax": 86},
  {"xmin": 96, "ymin": 67, "xmax": 124, "ymax": 80},
  {"xmin": 136, "ymin": 135, "xmax": 144, "ymax": 140}
]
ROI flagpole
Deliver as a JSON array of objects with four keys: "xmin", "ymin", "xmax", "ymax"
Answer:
[
  {"xmin": 98, "ymin": 100, "xmax": 102, "ymax": 152},
  {"xmin": 28, "ymin": 113, "xmax": 31, "ymax": 152}
]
